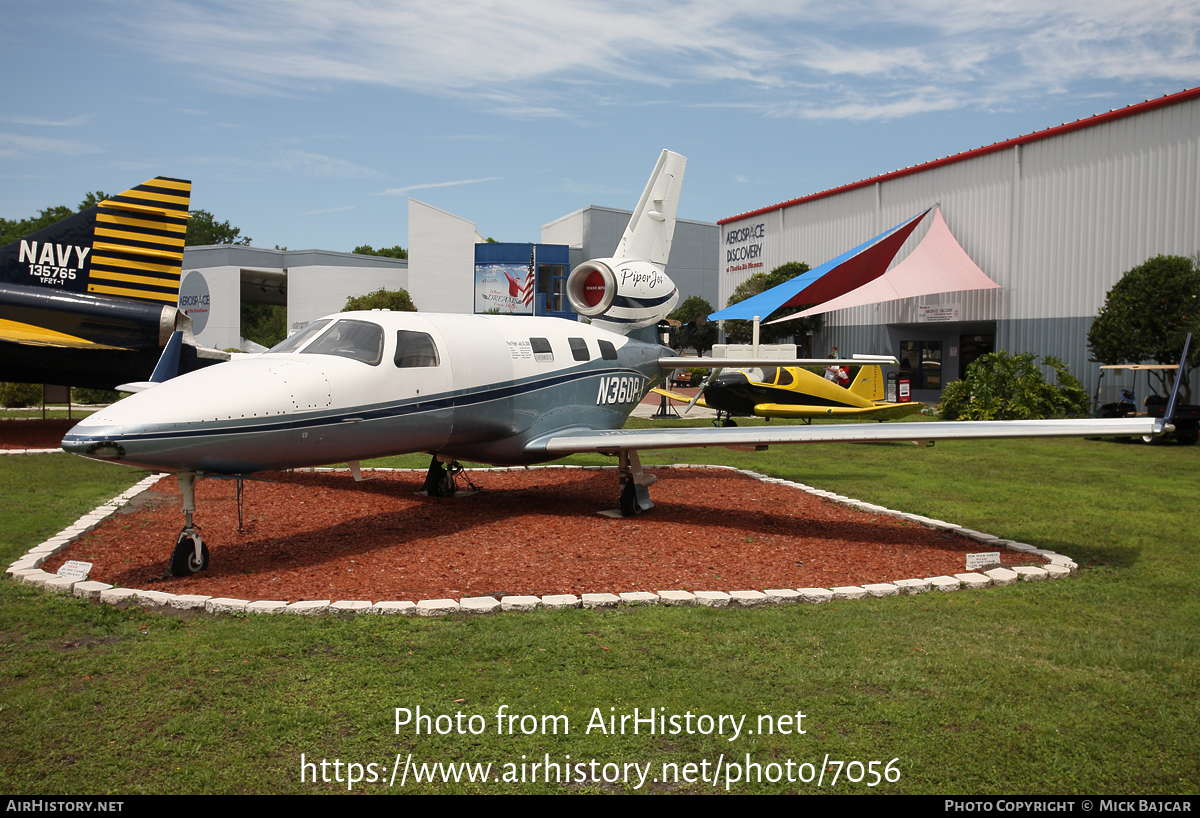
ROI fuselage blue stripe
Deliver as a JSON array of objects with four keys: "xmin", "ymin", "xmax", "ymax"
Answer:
[{"xmin": 62, "ymin": 366, "xmax": 649, "ymax": 444}]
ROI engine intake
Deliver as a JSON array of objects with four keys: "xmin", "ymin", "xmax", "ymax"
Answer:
[{"xmin": 566, "ymin": 258, "xmax": 678, "ymax": 333}]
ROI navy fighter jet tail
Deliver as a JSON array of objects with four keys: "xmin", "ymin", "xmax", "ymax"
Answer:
[{"xmin": 0, "ymin": 177, "xmax": 229, "ymax": 389}]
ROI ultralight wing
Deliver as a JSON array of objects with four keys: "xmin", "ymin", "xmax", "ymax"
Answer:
[{"xmin": 749, "ymin": 402, "xmax": 925, "ymax": 421}]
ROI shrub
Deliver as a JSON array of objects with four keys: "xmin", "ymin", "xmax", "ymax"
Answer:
[
  {"xmin": 938, "ymin": 351, "xmax": 1089, "ymax": 420},
  {"xmin": 71, "ymin": 387, "xmax": 120, "ymax": 405},
  {"xmin": 0, "ymin": 382, "xmax": 43, "ymax": 408},
  {"xmin": 343, "ymin": 288, "xmax": 417, "ymax": 312}
]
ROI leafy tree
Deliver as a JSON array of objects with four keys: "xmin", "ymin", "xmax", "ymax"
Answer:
[
  {"xmin": 343, "ymin": 288, "xmax": 417, "ymax": 312},
  {"xmin": 186, "ymin": 209, "xmax": 251, "ymax": 246},
  {"xmin": 78, "ymin": 191, "xmax": 111, "ymax": 210},
  {"xmin": 1087, "ymin": 254, "xmax": 1200, "ymax": 401},
  {"xmin": 723, "ymin": 262, "xmax": 824, "ymax": 351},
  {"xmin": 241, "ymin": 303, "xmax": 288, "ymax": 348},
  {"xmin": 0, "ymin": 190, "xmax": 109, "ymax": 245},
  {"xmin": 352, "ymin": 244, "xmax": 407, "ymax": 259},
  {"xmin": 668, "ymin": 296, "xmax": 718, "ymax": 353},
  {"xmin": 939, "ymin": 351, "xmax": 1089, "ymax": 420}
]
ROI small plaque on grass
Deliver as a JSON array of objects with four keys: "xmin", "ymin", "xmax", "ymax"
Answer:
[
  {"xmin": 58, "ymin": 561, "xmax": 92, "ymax": 581},
  {"xmin": 966, "ymin": 552, "xmax": 1001, "ymax": 570}
]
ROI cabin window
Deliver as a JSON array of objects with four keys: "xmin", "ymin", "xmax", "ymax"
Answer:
[
  {"xmin": 530, "ymin": 337, "xmax": 553, "ymax": 363},
  {"xmin": 268, "ymin": 319, "xmax": 331, "ymax": 354},
  {"xmin": 759, "ymin": 367, "xmax": 779, "ymax": 385},
  {"xmin": 598, "ymin": 339, "xmax": 618, "ymax": 361},
  {"xmin": 775, "ymin": 369, "xmax": 794, "ymax": 386},
  {"xmin": 301, "ymin": 319, "xmax": 384, "ymax": 365},
  {"xmin": 568, "ymin": 337, "xmax": 590, "ymax": 362},
  {"xmin": 394, "ymin": 330, "xmax": 440, "ymax": 368}
]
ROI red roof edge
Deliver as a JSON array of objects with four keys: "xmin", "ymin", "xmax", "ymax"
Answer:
[{"xmin": 718, "ymin": 87, "xmax": 1200, "ymax": 226}]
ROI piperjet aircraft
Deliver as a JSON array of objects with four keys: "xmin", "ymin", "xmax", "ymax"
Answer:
[
  {"xmin": 653, "ymin": 363, "xmax": 925, "ymax": 424},
  {"xmin": 0, "ymin": 177, "xmax": 227, "ymax": 389},
  {"xmin": 62, "ymin": 151, "xmax": 1177, "ymax": 577}
]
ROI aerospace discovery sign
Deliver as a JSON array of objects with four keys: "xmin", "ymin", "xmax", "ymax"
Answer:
[
  {"xmin": 178, "ymin": 271, "xmax": 211, "ymax": 334},
  {"xmin": 724, "ymin": 221, "xmax": 766, "ymax": 275}
]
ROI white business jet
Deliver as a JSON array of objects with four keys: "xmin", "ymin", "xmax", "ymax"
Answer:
[{"xmin": 61, "ymin": 150, "xmax": 1176, "ymax": 576}]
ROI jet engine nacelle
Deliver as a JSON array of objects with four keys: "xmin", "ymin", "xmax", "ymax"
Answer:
[{"xmin": 565, "ymin": 258, "xmax": 679, "ymax": 334}]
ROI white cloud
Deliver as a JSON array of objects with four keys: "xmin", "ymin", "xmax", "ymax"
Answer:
[
  {"xmin": 272, "ymin": 149, "xmax": 375, "ymax": 178},
  {"xmin": 179, "ymin": 149, "xmax": 375, "ymax": 178},
  {"xmin": 0, "ymin": 115, "xmax": 90, "ymax": 127},
  {"xmin": 0, "ymin": 133, "xmax": 101, "ymax": 159},
  {"xmin": 110, "ymin": 0, "xmax": 1200, "ymax": 122},
  {"xmin": 380, "ymin": 177, "xmax": 502, "ymax": 195},
  {"xmin": 301, "ymin": 205, "xmax": 356, "ymax": 216}
]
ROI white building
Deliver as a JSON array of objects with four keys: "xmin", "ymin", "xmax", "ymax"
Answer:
[
  {"xmin": 718, "ymin": 88, "xmax": 1200, "ymax": 402},
  {"xmin": 179, "ymin": 245, "xmax": 407, "ymax": 352}
]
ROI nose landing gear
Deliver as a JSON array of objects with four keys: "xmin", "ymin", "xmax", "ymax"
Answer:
[{"xmin": 170, "ymin": 471, "xmax": 209, "ymax": 576}]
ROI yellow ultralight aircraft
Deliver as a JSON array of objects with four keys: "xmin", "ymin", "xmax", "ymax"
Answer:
[{"xmin": 653, "ymin": 363, "xmax": 924, "ymax": 425}]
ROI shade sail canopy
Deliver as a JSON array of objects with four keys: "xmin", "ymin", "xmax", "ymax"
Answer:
[
  {"xmin": 769, "ymin": 207, "xmax": 1001, "ymax": 324},
  {"xmin": 709, "ymin": 208, "xmax": 930, "ymax": 322}
]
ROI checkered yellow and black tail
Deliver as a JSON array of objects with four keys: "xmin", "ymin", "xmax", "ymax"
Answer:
[
  {"xmin": 86, "ymin": 177, "xmax": 191, "ymax": 304},
  {"xmin": 0, "ymin": 176, "xmax": 191, "ymax": 306}
]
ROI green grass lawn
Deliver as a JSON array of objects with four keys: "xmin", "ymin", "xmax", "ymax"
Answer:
[{"xmin": 1, "ymin": 431, "xmax": 1197, "ymax": 794}]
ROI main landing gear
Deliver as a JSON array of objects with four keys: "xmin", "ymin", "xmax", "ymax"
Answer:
[
  {"xmin": 617, "ymin": 450, "xmax": 656, "ymax": 517},
  {"xmin": 170, "ymin": 471, "xmax": 209, "ymax": 576},
  {"xmin": 420, "ymin": 455, "xmax": 479, "ymax": 497}
]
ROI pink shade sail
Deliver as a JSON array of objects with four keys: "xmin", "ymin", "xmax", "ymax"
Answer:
[{"xmin": 767, "ymin": 207, "xmax": 1001, "ymax": 324}]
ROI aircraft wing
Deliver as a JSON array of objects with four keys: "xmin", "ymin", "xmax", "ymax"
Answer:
[
  {"xmin": 528, "ymin": 417, "xmax": 1160, "ymax": 456},
  {"xmin": 0, "ymin": 318, "xmax": 134, "ymax": 350}
]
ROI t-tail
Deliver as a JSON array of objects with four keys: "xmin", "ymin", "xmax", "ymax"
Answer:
[{"xmin": 565, "ymin": 150, "xmax": 684, "ymax": 336}]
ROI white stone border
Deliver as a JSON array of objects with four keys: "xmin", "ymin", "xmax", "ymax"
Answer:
[{"xmin": 5, "ymin": 465, "xmax": 1076, "ymax": 617}]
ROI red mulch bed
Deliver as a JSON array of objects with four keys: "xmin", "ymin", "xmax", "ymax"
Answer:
[
  {"xmin": 0, "ymin": 419, "xmax": 76, "ymax": 449},
  {"xmin": 39, "ymin": 468, "xmax": 1044, "ymax": 602}
]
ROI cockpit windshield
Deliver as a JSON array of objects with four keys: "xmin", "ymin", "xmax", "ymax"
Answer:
[
  {"xmin": 299, "ymin": 319, "xmax": 385, "ymax": 365},
  {"xmin": 267, "ymin": 319, "xmax": 332, "ymax": 354}
]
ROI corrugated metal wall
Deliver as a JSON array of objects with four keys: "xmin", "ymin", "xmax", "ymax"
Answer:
[{"xmin": 719, "ymin": 94, "xmax": 1200, "ymax": 392}]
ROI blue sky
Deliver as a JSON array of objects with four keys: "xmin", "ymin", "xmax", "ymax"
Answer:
[{"xmin": 2, "ymin": 0, "xmax": 1197, "ymax": 253}]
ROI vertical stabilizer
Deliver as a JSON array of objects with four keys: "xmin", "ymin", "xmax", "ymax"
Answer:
[
  {"xmin": 849, "ymin": 365, "xmax": 885, "ymax": 402},
  {"xmin": 0, "ymin": 177, "xmax": 191, "ymax": 306},
  {"xmin": 613, "ymin": 150, "xmax": 686, "ymax": 266}
]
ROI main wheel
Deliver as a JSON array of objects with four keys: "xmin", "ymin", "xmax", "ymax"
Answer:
[
  {"xmin": 171, "ymin": 531, "xmax": 209, "ymax": 576},
  {"xmin": 619, "ymin": 480, "xmax": 637, "ymax": 517}
]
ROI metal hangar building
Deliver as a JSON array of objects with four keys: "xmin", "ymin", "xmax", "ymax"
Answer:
[{"xmin": 718, "ymin": 87, "xmax": 1200, "ymax": 404}]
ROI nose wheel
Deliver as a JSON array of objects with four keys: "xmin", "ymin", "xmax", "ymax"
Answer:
[
  {"xmin": 170, "ymin": 471, "xmax": 210, "ymax": 576},
  {"xmin": 171, "ymin": 527, "xmax": 209, "ymax": 576}
]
